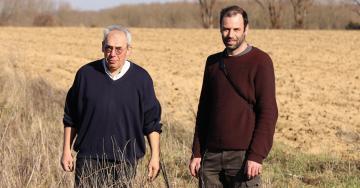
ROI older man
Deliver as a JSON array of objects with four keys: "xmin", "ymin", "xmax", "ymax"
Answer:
[
  {"xmin": 189, "ymin": 5, "xmax": 278, "ymax": 188},
  {"xmin": 60, "ymin": 25, "xmax": 161, "ymax": 187}
]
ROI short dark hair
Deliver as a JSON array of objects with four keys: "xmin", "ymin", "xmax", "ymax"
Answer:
[{"xmin": 220, "ymin": 5, "xmax": 248, "ymax": 28}]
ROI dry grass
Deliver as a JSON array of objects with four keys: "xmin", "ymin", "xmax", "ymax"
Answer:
[
  {"xmin": 0, "ymin": 59, "xmax": 70, "ymax": 187},
  {"xmin": 0, "ymin": 27, "xmax": 359, "ymax": 187}
]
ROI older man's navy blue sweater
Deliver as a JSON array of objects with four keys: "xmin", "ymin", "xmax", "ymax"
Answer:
[{"xmin": 63, "ymin": 59, "xmax": 161, "ymax": 163}]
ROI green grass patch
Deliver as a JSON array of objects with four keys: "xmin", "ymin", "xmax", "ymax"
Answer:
[{"xmin": 263, "ymin": 143, "xmax": 360, "ymax": 187}]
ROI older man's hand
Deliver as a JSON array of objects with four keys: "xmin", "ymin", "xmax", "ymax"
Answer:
[
  {"xmin": 60, "ymin": 151, "xmax": 74, "ymax": 172},
  {"xmin": 148, "ymin": 157, "xmax": 160, "ymax": 182}
]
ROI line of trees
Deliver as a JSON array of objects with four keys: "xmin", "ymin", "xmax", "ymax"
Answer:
[
  {"xmin": 199, "ymin": 0, "xmax": 360, "ymax": 29},
  {"xmin": 354, "ymin": 0, "xmax": 360, "ymax": 15},
  {"xmin": 0, "ymin": 0, "xmax": 359, "ymax": 29},
  {"xmin": 0, "ymin": 0, "xmax": 55, "ymax": 26}
]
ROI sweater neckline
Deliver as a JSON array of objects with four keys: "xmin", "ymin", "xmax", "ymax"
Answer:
[
  {"xmin": 102, "ymin": 61, "xmax": 133, "ymax": 83},
  {"xmin": 223, "ymin": 45, "xmax": 253, "ymax": 59}
]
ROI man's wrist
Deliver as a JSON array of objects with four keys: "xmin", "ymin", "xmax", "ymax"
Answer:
[
  {"xmin": 62, "ymin": 147, "xmax": 72, "ymax": 154},
  {"xmin": 150, "ymin": 154, "xmax": 160, "ymax": 161}
]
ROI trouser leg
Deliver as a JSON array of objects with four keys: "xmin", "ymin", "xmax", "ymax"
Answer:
[
  {"xmin": 222, "ymin": 151, "xmax": 261, "ymax": 188},
  {"xmin": 74, "ymin": 158, "xmax": 136, "ymax": 188},
  {"xmin": 200, "ymin": 150, "xmax": 262, "ymax": 188},
  {"xmin": 200, "ymin": 151, "xmax": 223, "ymax": 188},
  {"xmin": 112, "ymin": 161, "xmax": 136, "ymax": 188},
  {"xmin": 75, "ymin": 158, "xmax": 100, "ymax": 188}
]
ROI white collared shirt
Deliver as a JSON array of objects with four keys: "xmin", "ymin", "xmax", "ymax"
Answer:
[{"xmin": 102, "ymin": 59, "xmax": 131, "ymax": 80}]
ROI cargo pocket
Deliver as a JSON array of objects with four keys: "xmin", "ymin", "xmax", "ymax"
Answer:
[{"xmin": 245, "ymin": 176, "xmax": 261, "ymax": 187}]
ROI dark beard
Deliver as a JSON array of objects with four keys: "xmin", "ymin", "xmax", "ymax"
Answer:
[
  {"xmin": 225, "ymin": 41, "xmax": 241, "ymax": 52},
  {"xmin": 222, "ymin": 33, "xmax": 246, "ymax": 52}
]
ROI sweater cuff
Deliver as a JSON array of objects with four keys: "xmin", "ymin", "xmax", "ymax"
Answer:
[
  {"xmin": 247, "ymin": 152, "xmax": 264, "ymax": 164},
  {"xmin": 63, "ymin": 119, "xmax": 75, "ymax": 128},
  {"xmin": 143, "ymin": 122, "xmax": 162, "ymax": 135},
  {"xmin": 192, "ymin": 145, "xmax": 202, "ymax": 158},
  {"xmin": 192, "ymin": 151, "xmax": 201, "ymax": 158},
  {"xmin": 63, "ymin": 112, "xmax": 76, "ymax": 128}
]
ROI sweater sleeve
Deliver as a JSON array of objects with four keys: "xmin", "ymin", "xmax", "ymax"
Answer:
[
  {"xmin": 192, "ymin": 60, "xmax": 210, "ymax": 158},
  {"xmin": 142, "ymin": 75, "xmax": 162, "ymax": 135},
  {"xmin": 63, "ymin": 71, "xmax": 81, "ymax": 128},
  {"xmin": 247, "ymin": 55, "xmax": 278, "ymax": 164}
]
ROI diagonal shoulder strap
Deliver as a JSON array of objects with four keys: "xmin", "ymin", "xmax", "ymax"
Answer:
[{"xmin": 219, "ymin": 58, "xmax": 254, "ymax": 111}]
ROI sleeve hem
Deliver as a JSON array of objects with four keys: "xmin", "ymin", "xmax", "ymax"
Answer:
[
  {"xmin": 144, "ymin": 129, "xmax": 162, "ymax": 135},
  {"xmin": 63, "ymin": 120, "xmax": 75, "ymax": 128},
  {"xmin": 143, "ymin": 123, "xmax": 162, "ymax": 135},
  {"xmin": 247, "ymin": 153, "xmax": 264, "ymax": 164},
  {"xmin": 193, "ymin": 152, "xmax": 201, "ymax": 158}
]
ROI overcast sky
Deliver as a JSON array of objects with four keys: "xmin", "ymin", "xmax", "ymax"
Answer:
[{"xmin": 60, "ymin": 0, "xmax": 183, "ymax": 11}]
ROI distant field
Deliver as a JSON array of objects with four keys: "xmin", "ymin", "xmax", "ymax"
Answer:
[{"xmin": 0, "ymin": 27, "xmax": 359, "ymax": 187}]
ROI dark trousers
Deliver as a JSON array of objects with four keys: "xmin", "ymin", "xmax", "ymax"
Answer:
[
  {"xmin": 75, "ymin": 158, "xmax": 136, "ymax": 188},
  {"xmin": 199, "ymin": 150, "xmax": 261, "ymax": 188}
]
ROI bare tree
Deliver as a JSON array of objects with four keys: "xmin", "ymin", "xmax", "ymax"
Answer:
[
  {"xmin": 289, "ymin": 0, "xmax": 313, "ymax": 29},
  {"xmin": 0, "ymin": 0, "xmax": 54, "ymax": 25},
  {"xmin": 353, "ymin": 0, "xmax": 360, "ymax": 16},
  {"xmin": 0, "ymin": 0, "xmax": 19, "ymax": 25},
  {"xmin": 198, "ymin": 0, "xmax": 216, "ymax": 28},
  {"xmin": 255, "ymin": 0, "xmax": 284, "ymax": 29},
  {"xmin": 33, "ymin": 13, "xmax": 55, "ymax": 26}
]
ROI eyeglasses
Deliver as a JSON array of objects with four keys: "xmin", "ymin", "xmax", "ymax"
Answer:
[{"xmin": 104, "ymin": 45, "xmax": 126, "ymax": 55}]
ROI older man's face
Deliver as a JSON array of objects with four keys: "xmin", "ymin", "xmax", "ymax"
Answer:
[{"xmin": 102, "ymin": 30, "xmax": 129, "ymax": 73}]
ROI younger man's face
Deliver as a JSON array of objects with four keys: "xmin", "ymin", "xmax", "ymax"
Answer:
[{"xmin": 220, "ymin": 13, "xmax": 248, "ymax": 51}]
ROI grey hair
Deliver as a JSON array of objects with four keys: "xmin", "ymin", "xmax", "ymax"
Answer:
[{"xmin": 103, "ymin": 25, "xmax": 132, "ymax": 46}]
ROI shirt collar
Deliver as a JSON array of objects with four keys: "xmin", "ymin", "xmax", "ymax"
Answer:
[{"xmin": 102, "ymin": 59, "xmax": 131, "ymax": 80}]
